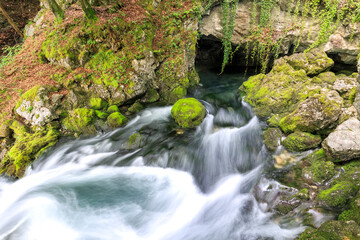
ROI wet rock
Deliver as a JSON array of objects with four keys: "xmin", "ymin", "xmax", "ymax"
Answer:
[
  {"xmin": 317, "ymin": 181, "xmax": 358, "ymax": 209},
  {"xmin": 171, "ymin": 98, "xmax": 206, "ymax": 128},
  {"xmin": 282, "ymin": 131, "xmax": 321, "ymax": 152},
  {"xmin": 107, "ymin": 112, "xmax": 127, "ymax": 128},
  {"xmin": 263, "ymin": 128, "xmax": 283, "ymax": 151},
  {"xmin": 15, "ymin": 86, "xmax": 62, "ymax": 127},
  {"xmin": 279, "ymin": 90, "xmax": 343, "ymax": 133},
  {"xmin": 322, "ymin": 118, "xmax": 360, "ymax": 162}
]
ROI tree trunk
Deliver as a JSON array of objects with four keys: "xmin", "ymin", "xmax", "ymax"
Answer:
[
  {"xmin": 78, "ymin": 0, "xmax": 96, "ymax": 19},
  {"xmin": 46, "ymin": 0, "xmax": 64, "ymax": 21},
  {"xmin": 0, "ymin": 2, "xmax": 23, "ymax": 38}
]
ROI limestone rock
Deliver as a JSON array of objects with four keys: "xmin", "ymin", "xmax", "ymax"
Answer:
[
  {"xmin": 171, "ymin": 98, "xmax": 206, "ymax": 128},
  {"xmin": 322, "ymin": 118, "xmax": 360, "ymax": 162},
  {"xmin": 279, "ymin": 90, "xmax": 343, "ymax": 133},
  {"xmin": 200, "ymin": 0, "xmax": 360, "ymax": 65},
  {"xmin": 15, "ymin": 86, "xmax": 62, "ymax": 127}
]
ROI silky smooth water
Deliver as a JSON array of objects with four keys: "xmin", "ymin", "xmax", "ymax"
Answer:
[{"xmin": 0, "ymin": 70, "xmax": 305, "ymax": 240}]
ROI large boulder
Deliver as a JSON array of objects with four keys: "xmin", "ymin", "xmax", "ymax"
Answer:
[
  {"xmin": 279, "ymin": 90, "xmax": 343, "ymax": 133},
  {"xmin": 171, "ymin": 98, "xmax": 206, "ymax": 128},
  {"xmin": 322, "ymin": 118, "xmax": 360, "ymax": 162}
]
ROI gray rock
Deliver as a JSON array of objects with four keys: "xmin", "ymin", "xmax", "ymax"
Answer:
[
  {"xmin": 322, "ymin": 117, "xmax": 360, "ymax": 162},
  {"xmin": 15, "ymin": 87, "xmax": 62, "ymax": 127}
]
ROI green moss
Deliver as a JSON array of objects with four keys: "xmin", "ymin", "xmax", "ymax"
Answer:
[
  {"xmin": 9, "ymin": 120, "xmax": 29, "ymax": 140},
  {"xmin": 107, "ymin": 105, "xmax": 119, "ymax": 114},
  {"xmin": 2, "ymin": 128, "xmax": 59, "ymax": 178},
  {"xmin": 63, "ymin": 108, "xmax": 96, "ymax": 134},
  {"xmin": 282, "ymin": 131, "xmax": 321, "ymax": 152},
  {"xmin": 15, "ymin": 86, "xmax": 41, "ymax": 110},
  {"xmin": 128, "ymin": 102, "xmax": 144, "ymax": 114},
  {"xmin": 171, "ymin": 98, "xmax": 206, "ymax": 128},
  {"xmin": 349, "ymin": 87, "xmax": 357, "ymax": 104},
  {"xmin": 317, "ymin": 181, "xmax": 358, "ymax": 208},
  {"xmin": 338, "ymin": 192, "xmax": 360, "ymax": 224},
  {"xmin": 317, "ymin": 71, "xmax": 336, "ymax": 84},
  {"xmin": 263, "ymin": 127, "xmax": 283, "ymax": 151},
  {"xmin": 298, "ymin": 220, "xmax": 360, "ymax": 240},
  {"xmin": 107, "ymin": 112, "xmax": 127, "ymax": 128},
  {"xmin": 90, "ymin": 98, "xmax": 107, "ymax": 110},
  {"xmin": 168, "ymin": 86, "xmax": 187, "ymax": 104},
  {"xmin": 95, "ymin": 110, "xmax": 108, "ymax": 119}
]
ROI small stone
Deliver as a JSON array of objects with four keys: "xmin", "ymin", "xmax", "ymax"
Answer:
[{"xmin": 107, "ymin": 112, "xmax": 127, "ymax": 128}]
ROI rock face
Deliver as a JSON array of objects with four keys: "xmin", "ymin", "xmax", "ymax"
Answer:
[
  {"xmin": 322, "ymin": 118, "xmax": 360, "ymax": 162},
  {"xmin": 171, "ymin": 98, "xmax": 206, "ymax": 128},
  {"xmin": 200, "ymin": 0, "xmax": 360, "ymax": 65},
  {"xmin": 15, "ymin": 86, "xmax": 63, "ymax": 127}
]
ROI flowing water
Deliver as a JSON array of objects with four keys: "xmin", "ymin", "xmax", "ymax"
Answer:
[{"xmin": 0, "ymin": 70, "xmax": 306, "ymax": 240}]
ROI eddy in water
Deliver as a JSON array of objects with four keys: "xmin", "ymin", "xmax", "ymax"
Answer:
[{"xmin": 0, "ymin": 70, "xmax": 305, "ymax": 240}]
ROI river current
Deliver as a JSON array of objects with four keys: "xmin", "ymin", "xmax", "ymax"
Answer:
[{"xmin": 0, "ymin": 70, "xmax": 305, "ymax": 240}]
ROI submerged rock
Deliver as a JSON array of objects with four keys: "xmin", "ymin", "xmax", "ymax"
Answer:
[
  {"xmin": 282, "ymin": 131, "xmax": 321, "ymax": 152},
  {"xmin": 322, "ymin": 118, "xmax": 360, "ymax": 162},
  {"xmin": 171, "ymin": 98, "xmax": 206, "ymax": 128}
]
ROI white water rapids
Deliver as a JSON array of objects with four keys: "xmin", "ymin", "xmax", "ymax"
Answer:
[{"xmin": 0, "ymin": 72, "xmax": 306, "ymax": 240}]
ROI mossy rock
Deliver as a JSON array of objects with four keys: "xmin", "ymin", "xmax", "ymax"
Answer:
[
  {"xmin": 107, "ymin": 105, "xmax": 119, "ymax": 114},
  {"xmin": 279, "ymin": 90, "xmax": 342, "ymax": 133},
  {"xmin": 263, "ymin": 128, "xmax": 283, "ymax": 151},
  {"xmin": 90, "ymin": 98, "xmax": 107, "ymax": 110},
  {"xmin": 282, "ymin": 131, "xmax": 321, "ymax": 152},
  {"xmin": 171, "ymin": 98, "xmax": 206, "ymax": 128},
  {"xmin": 63, "ymin": 108, "xmax": 96, "ymax": 134},
  {"xmin": 317, "ymin": 181, "xmax": 359, "ymax": 208},
  {"xmin": 284, "ymin": 49, "xmax": 334, "ymax": 76},
  {"xmin": 128, "ymin": 101, "xmax": 143, "ymax": 114},
  {"xmin": 298, "ymin": 220, "xmax": 360, "ymax": 240},
  {"xmin": 95, "ymin": 110, "xmax": 108, "ymax": 119},
  {"xmin": 339, "ymin": 191, "xmax": 360, "ymax": 225},
  {"xmin": 239, "ymin": 60, "xmax": 311, "ymax": 119},
  {"xmin": 1, "ymin": 128, "xmax": 59, "ymax": 178},
  {"xmin": 107, "ymin": 112, "xmax": 127, "ymax": 128},
  {"xmin": 317, "ymin": 71, "xmax": 336, "ymax": 84},
  {"xmin": 303, "ymin": 160, "xmax": 335, "ymax": 184}
]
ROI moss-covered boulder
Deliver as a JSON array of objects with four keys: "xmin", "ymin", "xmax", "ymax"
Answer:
[
  {"xmin": 339, "ymin": 191, "xmax": 360, "ymax": 225},
  {"xmin": 171, "ymin": 98, "xmax": 206, "ymax": 128},
  {"xmin": 90, "ymin": 98, "xmax": 107, "ymax": 110},
  {"xmin": 107, "ymin": 112, "xmax": 127, "ymax": 128},
  {"xmin": 263, "ymin": 128, "xmax": 283, "ymax": 151},
  {"xmin": 128, "ymin": 101, "xmax": 144, "ymax": 114},
  {"xmin": 107, "ymin": 105, "xmax": 119, "ymax": 114},
  {"xmin": 63, "ymin": 108, "xmax": 96, "ymax": 134},
  {"xmin": 95, "ymin": 110, "xmax": 108, "ymax": 119},
  {"xmin": 317, "ymin": 181, "xmax": 358, "ymax": 208},
  {"xmin": 283, "ymin": 49, "xmax": 334, "ymax": 76},
  {"xmin": 0, "ymin": 128, "xmax": 59, "ymax": 178},
  {"xmin": 281, "ymin": 131, "xmax": 321, "ymax": 152},
  {"xmin": 239, "ymin": 60, "xmax": 311, "ymax": 118},
  {"xmin": 279, "ymin": 90, "xmax": 343, "ymax": 133},
  {"xmin": 298, "ymin": 220, "xmax": 360, "ymax": 240}
]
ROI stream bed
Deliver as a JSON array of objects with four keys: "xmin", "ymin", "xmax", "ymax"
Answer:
[{"xmin": 0, "ymin": 70, "xmax": 307, "ymax": 240}]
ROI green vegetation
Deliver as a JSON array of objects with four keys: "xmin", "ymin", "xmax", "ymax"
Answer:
[
  {"xmin": 281, "ymin": 131, "xmax": 321, "ymax": 152},
  {"xmin": 63, "ymin": 108, "xmax": 96, "ymax": 134},
  {"xmin": 171, "ymin": 98, "xmax": 206, "ymax": 128},
  {"xmin": 107, "ymin": 112, "xmax": 127, "ymax": 128},
  {"xmin": 0, "ymin": 44, "xmax": 22, "ymax": 69}
]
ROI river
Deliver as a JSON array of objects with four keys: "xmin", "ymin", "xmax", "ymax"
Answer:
[{"xmin": 0, "ymin": 69, "xmax": 305, "ymax": 240}]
